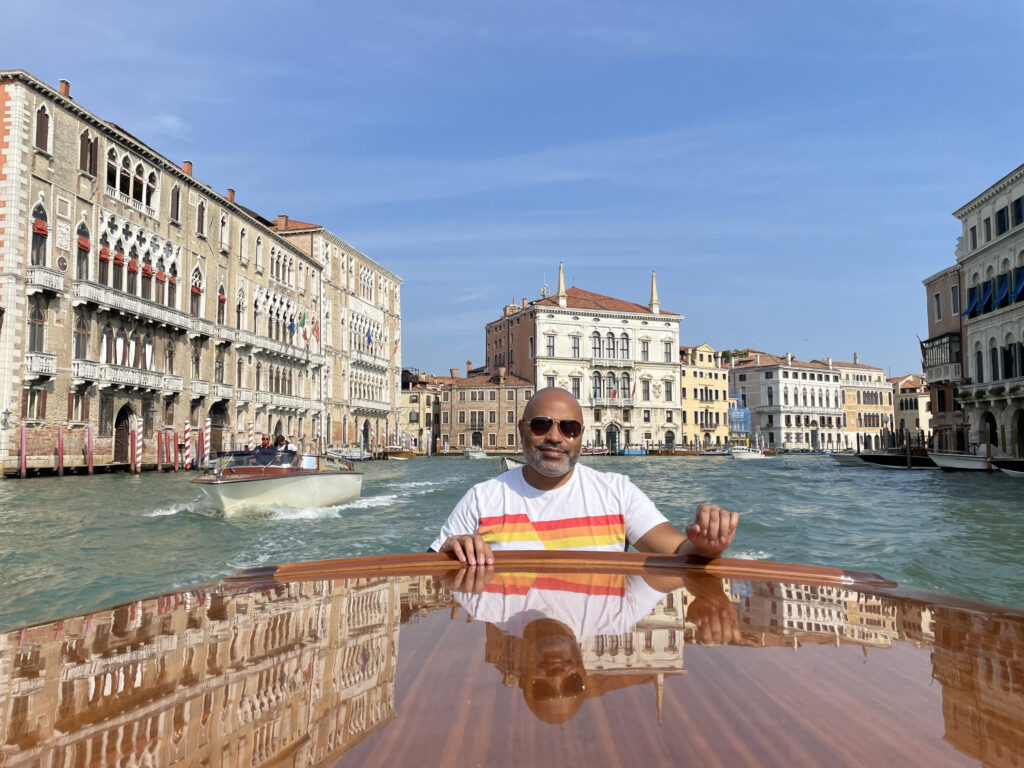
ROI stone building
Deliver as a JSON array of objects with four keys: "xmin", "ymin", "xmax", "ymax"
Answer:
[
  {"xmin": 948, "ymin": 163, "xmax": 1024, "ymax": 456},
  {"xmin": 0, "ymin": 71, "xmax": 401, "ymax": 474},
  {"xmin": 437, "ymin": 364, "xmax": 533, "ymax": 453},
  {"xmin": 889, "ymin": 373, "xmax": 931, "ymax": 444},
  {"xmin": 678, "ymin": 343, "xmax": 731, "ymax": 449},
  {"xmin": 400, "ymin": 369, "xmax": 443, "ymax": 455},
  {"xmin": 484, "ymin": 264, "xmax": 683, "ymax": 452},
  {"xmin": 921, "ymin": 264, "xmax": 967, "ymax": 451},
  {"xmin": 832, "ymin": 355, "xmax": 894, "ymax": 451},
  {"xmin": 728, "ymin": 351, "xmax": 846, "ymax": 451}
]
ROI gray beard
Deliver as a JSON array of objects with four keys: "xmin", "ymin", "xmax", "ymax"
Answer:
[{"xmin": 523, "ymin": 443, "xmax": 577, "ymax": 477}]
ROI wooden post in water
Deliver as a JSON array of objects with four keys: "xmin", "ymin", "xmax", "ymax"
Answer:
[
  {"xmin": 20, "ymin": 424, "xmax": 26, "ymax": 478},
  {"xmin": 57, "ymin": 426, "xmax": 64, "ymax": 477},
  {"xmin": 87, "ymin": 425, "xmax": 94, "ymax": 474}
]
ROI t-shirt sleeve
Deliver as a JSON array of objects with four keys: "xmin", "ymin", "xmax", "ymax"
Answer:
[
  {"xmin": 429, "ymin": 486, "xmax": 483, "ymax": 552},
  {"xmin": 621, "ymin": 477, "xmax": 670, "ymax": 546}
]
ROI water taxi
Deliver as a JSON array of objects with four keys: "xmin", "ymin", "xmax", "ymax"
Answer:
[{"xmin": 192, "ymin": 450, "xmax": 362, "ymax": 515}]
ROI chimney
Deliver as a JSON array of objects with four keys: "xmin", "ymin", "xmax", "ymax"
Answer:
[
  {"xmin": 498, "ymin": 366, "xmax": 507, "ymax": 385},
  {"xmin": 182, "ymin": 161, "xmax": 193, "ymax": 177},
  {"xmin": 827, "ymin": 357, "xmax": 833, "ymax": 369},
  {"xmin": 227, "ymin": 188, "xmax": 235, "ymax": 203},
  {"xmin": 522, "ymin": 298, "xmax": 528, "ymax": 309},
  {"xmin": 59, "ymin": 79, "xmax": 71, "ymax": 99},
  {"xmin": 466, "ymin": 360, "xmax": 472, "ymax": 376},
  {"xmin": 786, "ymin": 352, "xmax": 792, "ymax": 366},
  {"xmin": 450, "ymin": 368, "xmax": 459, "ymax": 379},
  {"xmin": 277, "ymin": 215, "xmax": 289, "ymax": 230},
  {"xmin": 756, "ymin": 354, "xmax": 761, "ymax": 366},
  {"xmin": 853, "ymin": 352, "xmax": 859, "ymax": 364}
]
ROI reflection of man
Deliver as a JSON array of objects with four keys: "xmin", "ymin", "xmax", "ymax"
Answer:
[
  {"xmin": 430, "ymin": 387, "xmax": 739, "ymax": 563},
  {"xmin": 447, "ymin": 568, "xmax": 739, "ymax": 724}
]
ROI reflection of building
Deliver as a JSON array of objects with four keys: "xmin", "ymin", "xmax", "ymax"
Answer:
[
  {"xmin": 484, "ymin": 264, "xmax": 683, "ymax": 452},
  {"xmin": 0, "ymin": 70, "xmax": 401, "ymax": 475},
  {"xmin": 0, "ymin": 578, "xmax": 400, "ymax": 766},
  {"xmin": 679, "ymin": 344, "xmax": 731, "ymax": 448}
]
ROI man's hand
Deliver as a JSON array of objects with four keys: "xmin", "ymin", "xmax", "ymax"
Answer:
[
  {"xmin": 442, "ymin": 564, "xmax": 495, "ymax": 594},
  {"xmin": 438, "ymin": 534, "xmax": 494, "ymax": 565},
  {"xmin": 685, "ymin": 573, "xmax": 741, "ymax": 646},
  {"xmin": 684, "ymin": 503, "xmax": 738, "ymax": 557}
]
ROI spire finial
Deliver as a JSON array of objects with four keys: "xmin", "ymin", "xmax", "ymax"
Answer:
[
  {"xmin": 557, "ymin": 262, "xmax": 567, "ymax": 307},
  {"xmin": 649, "ymin": 271, "xmax": 660, "ymax": 315}
]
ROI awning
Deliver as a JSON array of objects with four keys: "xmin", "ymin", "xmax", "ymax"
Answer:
[
  {"xmin": 1012, "ymin": 270, "xmax": 1024, "ymax": 302},
  {"xmin": 962, "ymin": 288, "xmax": 979, "ymax": 316},
  {"xmin": 980, "ymin": 281, "xmax": 994, "ymax": 312},
  {"xmin": 995, "ymin": 274, "xmax": 1010, "ymax": 305}
]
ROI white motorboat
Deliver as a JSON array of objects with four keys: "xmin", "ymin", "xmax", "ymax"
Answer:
[
  {"xmin": 500, "ymin": 456, "xmax": 523, "ymax": 472},
  {"xmin": 464, "ymin": 447, "xmax": 489, "ymax": 459},
  {"xmin": 193, "ymin": 451, "xmax": 363, "ymax": 515},
  {"xmin": 730, "ymin": 445, "xmax": 765, "ymax": 460},
  {"xmin": 328, "ymin": 446, "xmax": 373, "ymax": 462},
  {"xmin": 831, "ymin": 450, "xmax": 867, "ymax": 467},
  {"xmin": 926, "ymin": 451, "xmax": 992, "ymax": 472}
]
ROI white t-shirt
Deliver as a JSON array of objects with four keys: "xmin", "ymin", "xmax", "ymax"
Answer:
[
  {"xmin": 452, "ymin": 573, "xmax": 666, "ymax": 640},
  {"xmin": 430, "ymin": 463, "xmax": 668, "ymax": 552}
]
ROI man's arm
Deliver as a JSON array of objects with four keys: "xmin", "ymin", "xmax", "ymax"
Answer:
[
  {"xmin": 634, "ymin": 503, "xmax": 738, "ymax": 558},
  {"xmin": 431, "ymin": 486, "xmax": 495, "ymax": 565}
]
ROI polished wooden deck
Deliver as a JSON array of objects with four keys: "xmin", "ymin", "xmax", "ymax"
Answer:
[{"xmin": 2, "ymin": 553, "xmax": 1021, "ymax": 766}]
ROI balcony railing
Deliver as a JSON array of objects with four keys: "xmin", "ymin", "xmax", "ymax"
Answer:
[
  {"xmin": 72, "ymin": 359, "xmax": 103, "ymax": 382},
  {"xmin": 189, "ymin": 318, "xmax": 215, "ymax": 338},
  {"xmin": 27, "ymin": 266, "xmax": 66, "ymax": 294},
  {"xmin": 216, "ymin": 326, "xmax": 237, "ymax": 345},
  {"xmin": 213, "ymin": 383, "xmax": 233, "ymax": 401},
  {"xmin": 73, "ymin": 281, "xmax": 189, "ymax": 330},
  {"xmin": 162, "ymin": 374, "xmax": 183, "ymax": 393},
  {"xmin": 256, "ymin": 391, "xmax": 272, "ymax": 405},
  {"xmin": 236, "ymin": 387, "xmax": 253, "ymax": 403},
  {"xmin": 591, "ymin": 396, "xmax": 634, "ymax": 407},
  {"xmin": 104, "ymin": 186, "xmax": 157, "ymax": 219},
  {"xmin": 591, "ymin": 357, "xmax": 634, "ymax": 368},
  {"xmin": 351, "ymin": 349, "xmax": 389, "ymax": 370},
  {"xmin": 236, "ymin": 330, "xmax": 257, "ymax": 348},
  {"xmin": 255, "ymin": 335, "xmax": 313, "ymax": 364},
  {"xmin": 350, "ymin": 396, "xmax": 390, "ymax": 411},
  {"xmin": 102, "ymin": 364, "xmax": 163, "ymax": 390},
  {"xmin": 271, "ymin": 393, "xmax": 306, "ymax": 410},
  {"xmin": 961, "ymin": 377, "xmax": 1024, "ymax": 402},
  {"xmin": 26, "ymin": 352, "xmax": 57, "ymax": 377},
  {"xmin": 190, "ymin": 379, "xmax": 210, "ymax": 398},
  {"xmin": 924, "ymin": 362, "xmax": 962, "ymax": 384}
]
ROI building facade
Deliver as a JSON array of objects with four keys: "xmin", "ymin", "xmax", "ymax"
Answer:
[
  {"xmin": 833, "ymin": 355, "xmax": 893, "ymax": 451},
  {"xmin": 728, "ymin": 352, "xmax": 845, "ymax": 450},
  {"xmin": 889, "ymin": 373, "xmax": 931, "ymax": 444},
  {"xmin": 950, "ymin": 163, "xmax": 1024, "ymax": 456},
  {"xmin": 437, "ymin": 365, "xmax": 533, "ymax": 453},
  {"xmin": 679, "ymin": 344, "xmax": 731, "ymax": 448},
  {"xmin": 400, "ymin": 369, "xmax": 442, "ymax": 455},
  {"xmin": 485, "ymin": 265, "xmax": 683, "ymax": 452},
  {"xmin": 0, "ymin": 71, "xmax": 401, "ymax": 474},
  {"xmin": 921, "ymin": 265, "xmax": 967, "ymax": 451}
]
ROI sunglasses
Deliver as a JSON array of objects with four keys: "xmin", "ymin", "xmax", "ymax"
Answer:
[
  {"xmin": 530, "ymin": 672, "xmax": 586, "ymax": 702},
  {"xmin": 528, "ymin": 417, "xmax": 583, "ymax": 440}
]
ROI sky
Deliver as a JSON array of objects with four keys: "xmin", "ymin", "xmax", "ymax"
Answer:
[{"xmin": 9, "ymin": 0, "xmax": 1024, "ymax": 376}]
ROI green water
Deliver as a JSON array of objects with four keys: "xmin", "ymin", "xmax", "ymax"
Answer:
[{"xmin": 2, "ymin": 454, "xmax": 1022, "ymax": 630}]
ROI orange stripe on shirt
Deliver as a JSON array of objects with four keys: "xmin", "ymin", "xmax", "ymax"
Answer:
[
  {"xmin": 483, "ymin": 572, "xmax": 627, "ymax": 596},
  {"xmin": 478, "ymin": 513, "xmax": 626, "ymax": 549}
]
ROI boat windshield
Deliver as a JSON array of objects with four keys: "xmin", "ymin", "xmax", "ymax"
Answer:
[{"xmin": 216, "ymin": 450, "xmax": 300, "ymax": 468}]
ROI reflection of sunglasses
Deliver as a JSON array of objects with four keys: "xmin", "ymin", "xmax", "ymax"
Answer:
[
  {"xmin": 528, "ymin": 417, "xmax": 582, "ymax": 440},
  {"xmin": 529, "ymin": 672, "xmax": 586, "ymax": 702}
]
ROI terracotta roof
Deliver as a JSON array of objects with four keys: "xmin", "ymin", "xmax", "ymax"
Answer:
[
  {"xmin": 450, "ymin": 372, "xmax": 534, "ymax": 387},
  {"xmin": 732, "ymin": 352, "xmax": 829, "ymax": 370},
  {"xmin": 272, "ymin": 218, "xmax": 321, "ymax": 232},
  {"xmin": 825, "ymin": 359, "xmax": 884, "ymax": 372},
  {"xmin": 532, "ymin": 287, "xmax": 679, "ymax": 316}
]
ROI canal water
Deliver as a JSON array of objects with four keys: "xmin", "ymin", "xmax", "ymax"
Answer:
[{"xmin": 2, "ymin": 455, "xmax": 1022, "ymax": 630}]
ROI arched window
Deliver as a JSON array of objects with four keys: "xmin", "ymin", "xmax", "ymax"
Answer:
[
  {"xmin": 112, "ymin": 240, "xmax": 125, "ymax": 291},
  {"xmin": 119, "ymin": 157, "xmax": 131, "ymax": 195},
  {"xmin": 100, "ymin": 325, "xmax": 113, "ymax": 364},
  {"xmin": 767, "ymin": 386, "xmax": 774, "ymax": 406},
  {"xmin": 196, "ymin": 200, "xmax": 207, "ymax": 236},
  {"xmin": 606, "ymin": 372, "xmax": 617, "ymax": 398},
  {"xmin": 802, "ymin": 388, "xmax": 808, "ymax": 407},
  {"xmin": 116, "ymin": 329, "xmax": 129, "ymax": 366},
  {"xmin": 146, "ymin": 172, "xmax": 157, "ymax": 208},
  {"xmin": 191, "ymin": 342, "xmax": 201, "ymax": 379},
  {"xmin": 592, "ymin": 332, "xmax": 601, "ymax": 358},
  {"xmin": 34, "ymin": 105, "xmax": 49, "ymax": 151},
  {"xmin": 214, "ymin": 350, "xmax": 225, "ymax": 384},
  {"xmin": 129, "ymin": 331, "xmax": 141, "ymax": 368},
  {"xmin": 126, "ymin": 247, "xmax": 138, "ymax": 295},
  {"xmin": 236, "ymin": 358, "xmax": 244, "ymax": 388},
  {"xmin": 606, "ymin": 332, "xmax": 616, "ymax": 358},
  {"xmin": 239, "ymin": 228, "xmax": 248, "ymax": 263},
  {"xmin": 216, "ymin": 285, "xmax": 226, "ymax": 325},
  {"xmin": 132, "ymin": 164, "xmax": 145, "ymax": 203},
  {"xmin": 165, "ymin": 340, "xmax": 175, "ymax": 374},
  {"xmin": 74, "ymin": 315, "xmax": 89, "ymax": 359},
  {"xmin": 219, "ymin": 214, "xmax": 229, "ymax": 252},
  {"xmin": 141, "ymin": 255, "xmax": 153, "ymax": 300},
  {"xmin": 190, "ymin": 269, "xmax": 203, "ymax": 317},
  {"xmin": 619, "ymin": 334, "xmax": 630, "ymax": 359},
  {"xmin": 783, "ymin": 387, "xmax": 789, "ymax": 405},
  {"xmin": 169, "ymin": 185, "xmax": 181, "ymax": 221},
  {"xmin": 141, "ymin": 335, "xmax": 154, "ymax": 371},
  {"xmin": 79, "ymin": 130, "xmax": 98, "ymax": 175},
  {"xmin": 592, "ymin": 372, "xmax": 602, "ymax": 399},
  {"xmin": 255, "ymin": 362, "xmax": 262, "ymax": 391},
  {"xmin": 255, "ymin": 237, "xmax": 263, "ymax": 269},
  {"xmin": 167, "ymin": 265, "xmax": 178, "ymax": 308},
  {"xmin": 236, "ymin": 291, "xmax": 245, "ymax": 330},
  {"xmin": 28, "ymin": 304, "xmax": 45, "ymax": 352},
  {"xmin": 621, "ymin": 373, "xmax": 631, "ymax": 399},
  {"xmin": 106, "ymin": 149, "xmax": 118, "ymax": 189},
  {"xmin": 31, "ymin": 205, "xmax": 47, "ymax": 266},
  {"xmin": 76, "ymin": 223, "xmax": 90, "ymax": 279}
]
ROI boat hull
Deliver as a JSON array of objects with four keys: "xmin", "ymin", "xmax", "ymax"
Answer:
[
  {"xmin": 831, "ymin": 451, "xmax": 866, "ymax": 466},
  {"xmin": 194, "ymin": 471, "xmax": 363, "ymax": 515},
  {"xmin": 858, "ymin": 452, "xmax": 937, "ymax": 469},
  {"xmin": 927, "ymin": 452, "xmax": 993, "ymax": 472},
  {"xmin": 993, "ymin": 458, "xmax": 1024, "ymax": 477}
]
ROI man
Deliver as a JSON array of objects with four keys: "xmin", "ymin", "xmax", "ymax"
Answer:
[
  {"xmin": 430, "ymin": 387, "xmax": 739, "ymax": 564},
  {"xmin": 254, "ymin": 433, "xmax": 276, "ymax": 465}
]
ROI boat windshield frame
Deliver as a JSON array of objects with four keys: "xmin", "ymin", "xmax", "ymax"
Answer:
[{"xmin": 215, "ymin": 449, "xmax": 300, "ymax": 469}]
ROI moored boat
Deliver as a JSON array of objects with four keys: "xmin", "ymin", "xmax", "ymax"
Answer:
[
  {"xmin": 992, "ymin": 457, "xmax": 1024, "ymax": 477},
  {"xmin": 327, "ymin": 446, "xmax": 373, "ymax": 462},
  {"xmin": 927, "ymin": 450, "xmax": 993, "ymax": 472},
  {"xmin": 831, "ymin": 449, "xmax": 867, "ymax": 467},
  {"xmin": 858, "ymin": 449, "xmax": 937, "ymax": 469},
  {"xmin": 730, "ymin": 444, "xmax": 766, "ymax": 460},
  {"xmin": 580, "ymin": 447, "xmax": 610, "ymax": 456},
  {"xmin": 192, "ymin": 450, "xmax": 362, "ymax": 515},
  {"xmin": 464, "ymin": 447, "xmax": 489, "ymax": 459}
]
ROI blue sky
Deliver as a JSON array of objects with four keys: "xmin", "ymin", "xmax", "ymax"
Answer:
[{"xmin": 11, "ymin": 0, "xmax": 1024, "ymax": 375}]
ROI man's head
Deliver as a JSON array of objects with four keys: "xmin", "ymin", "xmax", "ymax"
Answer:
[
  {"xmin": 519, "ymin": 387, "xmax": 584, "ymax": 483},
  {"xmin": 519, "ymin": 618, "xmax": 587, "ymax": 724},
  {"xmin": 260, "ymin": 433, "xmax": 271, "ymax": 447},
  {"xmin": 274, "ymin": 435, "xmax": 286, "ymax": 448}
]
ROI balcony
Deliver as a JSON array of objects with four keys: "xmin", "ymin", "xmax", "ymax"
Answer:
[
  {"xmin": 216, "ymin": 326, "xmax": 237, "ymax": 345},
  {"xmin": 71, "ymin": 359, "xmax": 103, "ymax": 383},
  {"xmin": 162, "ymin": 374, "xmax": 183, "ymax": 394},
  {"xmin": 256, "ymin": 391, "xmax": 272, "ymax": 405},
  {"xmin": 213, "ymin": 383, "xmax": 233, "ymax": 401},
  {"xmin": 924, "ymin": 362, "xmax": 962, "ymax": 384},
  {"xmin": 72, "ymin": 281, "xmax": 189, "ymax": 330},
  {"xmin": 190, "ymin": 379, "xmax": 210, "ymax": 399},
  {"xmin": 101, "ymin": 364, "xmax": 163, "ymax": 390},
  {"xmin": 236, "ymin": 387, "xmax": 253, "ymax": 403},
  {"xmin": 591, "ymin": 396, "xmax": 634, "ymax": 408},
  {"xmin": 104, "ymin": 186, "xmax": 157, "ymax": 219},
  {"xmin": 271, "ymin": 393, "xmax": 306, "ymax": 410},
  {"xmin": 26, "ymin": 352, "xmax": 57, "ymax": 379},
  {"xmin": 189, "ymin": 318, "xmax": 215, "ymax": 339},
  {"xmin": 310, "ymin": 353, "xmax": 327, "ymax": 367},
  {"xmin": 590, "ymin": 357, "xmax": 634, "ymax": 369},
  {"xmin": 351, "ymin": 396, "xmax": 390, "ymax": 412},
  {"xmin": 351, "ymin": 349, "xmax": 389, "ymax": 370},
  {"xmin": 255, "ymin": 335, "xmax": 313, "ymax": 364},
  {"xmin": 960, "ymin": 377, "xmax": 1024, "ymax": 404},
  {"xmin": 236, "ymin": 330, "xmax": 257, "ymax": 349},
  {"xmin": 27, "ymin": 265, "xmax": 66, "ymax": 295}
]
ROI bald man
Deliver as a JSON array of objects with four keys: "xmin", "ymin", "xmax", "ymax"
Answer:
[{"xmin": 429, "ymin": 387, "xmax": 739, "ymax": 564}]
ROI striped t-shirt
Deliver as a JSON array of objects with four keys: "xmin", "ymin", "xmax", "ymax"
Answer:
[{"xmin": 430, "ymin": 463, "xmax": 668, "ymax": 552}]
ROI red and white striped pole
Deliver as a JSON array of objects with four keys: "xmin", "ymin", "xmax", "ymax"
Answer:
[
  {"xmin": 203, "ymin": 417, "xmax": 211, "ymax": 468},
  {"xmin": 248, "ymin": 421, "xmax": 255, "ymax": 450},
  {"xmin": 183, "ymin": 420, "xmax": 191, "ymax": 468},
  {"xmin": 135, "ymin": 422, "xmax": 143, "ymax": 473}
]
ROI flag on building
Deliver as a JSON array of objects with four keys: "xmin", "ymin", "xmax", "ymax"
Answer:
[
  {"xmin": 298, "ymin": 313, "xmax": 307, "ymax": 338},
  {"xmin": 288, "ymin": 317, "xmax": 295, "ymax": 335},
  {"xmin": 312, "ymin": 321, "xmax": 320, "ymax": 342}
]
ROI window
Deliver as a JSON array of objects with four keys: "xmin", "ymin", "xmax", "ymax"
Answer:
[
  {"xmin": 546, "ymin": 376, "xmax": 555, "ymax": 388},
  {"xmin": 984, "ymin": 217, "xmax": 992, "ymax": 242},
  {"xmin": 489, "ymin": 410, "xmax": 496, "ymax": 424},
  {"xmin": 34, "ymin": 105, "xmax": 49, "ymax": 151},
  {"xmin": 24, "ymin": 388, "xmax": 46, "ymax": 420},
  {"xmin": 592, "ymin": 332, "xmax": 601, "ymax": 357},
  {"xmin": 28, "ymin": 304, "xmax": 45, "ymax": 352},
  {"xmin": 216, "ymin": 286, "xmax": 226, "ymax": 325},
  {"xmin": 506, "ymin": 390, "xmax": 514, "ymax": 401},
  {"xmin": 214, "ymin": 351, "xmax": 225, "ymax": 384},
  {"xmin": 458, "ymin": 411, "xmax": 466, "ymax": 424},
  {"xmin": 506, "ymin": 433, "xmax": 515, "ymax": 446},
  {"xmin": 31, "ymin": 205, "xmax": 47, "ymax": 266},
  {"xmin": 571, "ymin": 377, "xmax": 581, "ymax": 399},
  {"xmin": 641, "ymin": 341, "xmax": 649, "ymax": 361},
  {"xmin": 529, "ymin": 337, "xmax": 534, "ymax": 358},
  {"xmin": 75, "ymin": 224, "xmax": 90, "ymax": 279},
  {"xmin": 996, "ymin": 207, "xmax": 1009, "ymax": 236},
  {"xmin": 488, "ymin": 433, "xmax": 496, "ymax": 447},
  {"xmin": 442, "ymin": 411, "xmax": 449, "ymax": 424},
  {"xmin": 196, "ymin": 200, "xmax": 207, "ymax": 236},
  {"xmin": 643, "ymin": 409, "xmax": 651, "ymax": 423},
  {"xmin": 969, "ymin": 226, "xmax": 977, "ymax": 250},
  {"xmin": 506, "ymin": 410, "xmax": 515, "ymax": 424},
  {"xmin": 666, "ymin": 411, "xmax": 673, "ymax": 423},
  {"xmin": 664, "ymin": 381, "xmax": 673, "ymax": 401},
  {"xmin": 546, "ymin": 336, "xmax": 555, "ymax": 356},
  {"xmin": 620, "ymin": 334, "xmax": 630, "ymax": 359},
  {"xmin": 79, "ymin": 130, "xmax": 98, "ymax": 175},
  {"xmin": 141, "ymin": 256, "xmax": 152, "ymax": 300},
  {"xmin": 190, "ymin": 269, "xmax": 203, "ymax": 317},
  {"xmin": 951, "ymin": 285, "xmax": 960, "ymax": 315},
  {"xmin": 74, "ymin": 316, "xmax": 88, "ymax": 359},
  {"xmin": 933, "ymin": 293, "xmax": 942, "ymax": 321},
  {"xmin": 571, "ymin": 336, "xmax": 580, "ymax": 358},
  {"xmin": 664, "ymin": 341, "xmax": 673, "ymax": 362},
  {"xmin": 642, "ymin": 380, "xmax": 650, "ymax": 401},
  {"xmin": 170, "ymin": 185, "xmax": 181, "ymax": 222}
]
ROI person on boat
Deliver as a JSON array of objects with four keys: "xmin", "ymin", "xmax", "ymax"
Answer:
[
  {"xmin": 253, "ymin": 433, "xmax": 277, "ymax": 465},
  {"xmin": 430, "ymin": 387, "xmax": 739, "ymax": 564}
]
